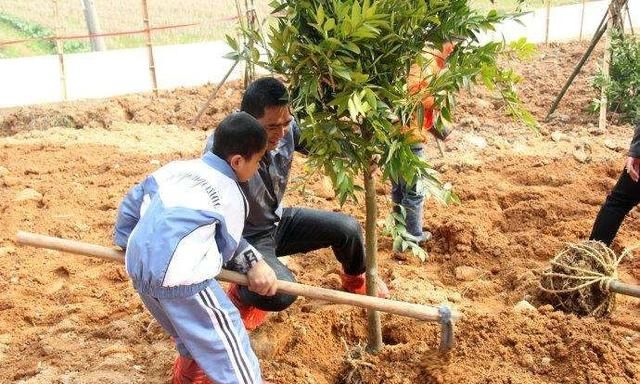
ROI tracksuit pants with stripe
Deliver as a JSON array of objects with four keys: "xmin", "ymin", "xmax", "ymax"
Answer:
[{"xmin": 138, "ymin": 280, "xmax": 261, "ymax": 384}]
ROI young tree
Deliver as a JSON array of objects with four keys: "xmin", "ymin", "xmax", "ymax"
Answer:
[{"xmin": 229, "ymin": 0, "xmax": 535, "ymax": 352}]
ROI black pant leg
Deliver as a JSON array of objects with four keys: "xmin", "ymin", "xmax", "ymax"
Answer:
[
  {"xmin": 275, "ymin": 207, "xmax": 366, "ymax": 275},
  {"xmin": 590, "ymin": 169, "xmax": 640, "ymax": 245}
]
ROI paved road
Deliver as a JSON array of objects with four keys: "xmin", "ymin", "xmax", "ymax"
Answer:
[{"xmin": 0, "ymin": 0, "xmax": 637, "ymax": 108}]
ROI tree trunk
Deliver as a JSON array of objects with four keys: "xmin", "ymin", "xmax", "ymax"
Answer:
[
  {"xmin": 364, "ymin": 156, "xmax": 382, "ymax": 353},
  {"xmin": 81, "ymin": 0, "xmax": 106, "ymax": 52}
]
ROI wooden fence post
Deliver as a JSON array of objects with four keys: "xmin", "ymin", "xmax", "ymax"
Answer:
[
  {"xmin": 141, "ymin": 0, "xmax": 158, "ymax": 95},
  {"xmin": 544, "ymin": 0, "xmax": 551, "ymax": 44},
  {"xmin": 579, "ymin": 0, "xmax": 587, "ymax": 40},
  {"xmin": 53, "ymin": 0, "xmax": 68, "ymax": 100}
]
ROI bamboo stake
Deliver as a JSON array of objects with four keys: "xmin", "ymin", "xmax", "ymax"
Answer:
[
  {"xmin": 53, "ymin": 0, "xmax": 68, "ymax": 100},
  {"xmin": 141, "ymin": 0, "xmax": 158, "ymax": 96},
  {"xmin": 545, "ymin": 11, "xmax": 609, "ymax": 121},
  {"xmin": 579, "ymin": 0, "xmax": 587, "ymax": 40},
  {"xmin": 544, "ymin": 0, "xmax": 552, "ymax": 44},
  {"xmin": 245, "ymin": 0, "xmax": 257, "ymax": 86},
  {"xmin": 191, "ymin": 58, "xmax": 241, "ymax": 127}
]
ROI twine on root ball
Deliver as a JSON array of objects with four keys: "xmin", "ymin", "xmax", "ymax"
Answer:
[{"xmin": 539, "ymin": 240, "xmax": 634, "ymax": 317}]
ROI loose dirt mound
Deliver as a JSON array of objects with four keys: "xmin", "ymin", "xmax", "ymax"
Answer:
[
  {"xmin": 0, "ymin": 41, "xmax": 639, "ymax": 383},
  {"xmin": 0, "ymin": 82, "xmax": 244, "ymax": 137}
]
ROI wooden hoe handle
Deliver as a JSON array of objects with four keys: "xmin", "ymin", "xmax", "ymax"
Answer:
[
  {"xmin": 16, "ymin": 231, "xmax": 461, "ymax": 323},
  {"xmin": 609, "ymin": 280, "xmax": 640, "ymax": 298}
]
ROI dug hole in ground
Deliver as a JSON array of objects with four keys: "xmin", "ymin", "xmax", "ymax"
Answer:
[{"xmin": 0, "ymin": 41, "xmax": 638, "ymax": 383}]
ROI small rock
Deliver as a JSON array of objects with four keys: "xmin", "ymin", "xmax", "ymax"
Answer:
[
  {"xmin": 0, "ymin": 247, "xmax": 16, "ymax": 257},
  {"xmin": 317, "ymin": 176, "xmax": 335, "ymax": 200},
  {"xmin": 492, "ymin": 138, "xmax": 510, "ymax": 150},
  {"xmin": 455, "ymin": 244, "xmax": 472, "ymax": 252},
  {"xmin": 447, "ymin": 292, "xmax": 462, "ymax": 303},
  {"xmin": 15, "ymin": 188, "xmax": 43, "ymax": 202},
  {"xmin": 521, "ymin": 354, "xmax": 535, "ymax": 368},
  {"xmin": 44, "ymin": 280, "xmax": 64, "ymax": 296},
  {"xmin": 573, "ymin": 150, "xmax": 590, "ymax": 164},
  {"xmin": 589, "ymin": 126, "xmax": 605, "ymax": 136},
  {"xmin": 514, "ymin": 300, "xmax": 537, "ymax": 313},
  {"xmin": 549, "ymin": 113, "xmax": 570, "ymax": 123},
  {"xmin": 538, "ymin": 304, "xmax": 554, "ymax": 314},
  {"xmin": 459, "ymin": 117, "xmax": 481, "ymax": 129},
  {"xmin": 2, "ymin": 176, "xmax": 19, "ymax": 187},
  {"xmin": 454, "ymin": 266, "xmax": 482, "ymax": 281},
  {"xmin": 550, "ymin": 131, "xmax": 569, "ymax": 142},
  {"xmin": 149, "ymin": 159, "xmax": 161, "ymax": 166},
  {"xmin": 512, "ymin": 142, "xmax": 528, "ymax": 153},
  {"xmin": 9, "ymin": 276, "xmax": 18, "ymax": 284},
  {"xmin": 466, "ymin": 134, "xmax": 487, "ymax": 149},
  {"xmin": 99, "ymin": 344, "xmax": 130, "ymax": 357},
  {"xmin": 541, "ymin": 357, "xmax": 552, "ymax": 366},
  {"xmin": 603, "ymin": 139, "xmax": 622, "ymax": 151},
  {"xmin": 475, "ymin": 99, "xmax": 493, "ymax": 110},
  {"xmin": 73, "ymin": 222, "xmax": 90, "ymax": 233},
  {"xmin": 0, "ymin": 166, "xmax": 8, "ymax": 177}
]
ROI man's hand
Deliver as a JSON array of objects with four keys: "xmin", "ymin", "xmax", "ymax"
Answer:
[
  {"xmin": 246, "ymin": 259, "xmax": 278, "ymax": 296},
  {"xmin": 626, "ymin": 156, "xmax": 640, "ymax": 182}
]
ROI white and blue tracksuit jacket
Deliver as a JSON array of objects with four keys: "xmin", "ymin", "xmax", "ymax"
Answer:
[
  {"xmin": 114, "ymin": 152, "xmax": 261, "ymax": 298},
  {"xmin": 114, "ymin": 152, "xmax": 263, "ymax": 384}
]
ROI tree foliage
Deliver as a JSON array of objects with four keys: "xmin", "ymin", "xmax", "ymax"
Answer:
[
  {"xmin": 591, "ymin": 32, "xmax": 640, "ymax": 124},
  {"xmin": 229, "ymin": 0, "xmax": 535, "ymax": 205}
]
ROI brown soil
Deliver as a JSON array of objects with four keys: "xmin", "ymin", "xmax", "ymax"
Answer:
[{"xmin": 0, "ymin": 41, "xmax": 639, "ymax": 383}]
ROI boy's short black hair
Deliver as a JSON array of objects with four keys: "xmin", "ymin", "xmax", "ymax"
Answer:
[
  {"xmin": 212, "ymin": 112, "xmax": 267, "ymax": 160},
  {"xmin": 241, "ymin": 77, "xmax": 290, "ymax": 118}
]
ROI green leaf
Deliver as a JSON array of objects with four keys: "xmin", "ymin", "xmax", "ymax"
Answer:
[
  {"xmin": 316, "ymin": 4, "xmax": 325, "ymax": 26},
  {"xmin": 348, "ymin": 98, "xmax": 358, "ymax": 121},
  {"xmin": 324, "ymin": 18, "xmax": 336, "ymax": 32}
]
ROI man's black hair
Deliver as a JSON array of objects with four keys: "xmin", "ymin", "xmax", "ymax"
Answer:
[
  {"xmin": 212, "ymin": 112, "xmax": 267, "ymax": 160},
  {"xmin": 240, "ymin": 77, "xmax": 290, "ymax": 118}
]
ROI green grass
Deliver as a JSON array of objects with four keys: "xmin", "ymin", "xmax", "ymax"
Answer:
[
  {"xmin": 471, "ymin": 0, "xmax": 586, "ymax": 12},
  {"xmin": 0, "ymin": 0, "xmax": 587, "ymax": 58},
  {"xmin": 0, "ymin": 18, "xmax": 53, "ymax": 58}
]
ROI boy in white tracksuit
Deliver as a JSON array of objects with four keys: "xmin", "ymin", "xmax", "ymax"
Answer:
[{"xmin": 114, "ymin": 112, "xmax": 276, "ymax": 384}]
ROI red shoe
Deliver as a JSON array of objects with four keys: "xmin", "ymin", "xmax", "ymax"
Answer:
[
  {"xmin": 172, "ymin": 356, "xmax": 214, "ymax": 384},
  {"xmin": 227, "ymin": 283, "xmax": 268, "ymax": 331},
  {"xmin": 340, "ymin": 272, "xmax": 390, "ymax": 298}
]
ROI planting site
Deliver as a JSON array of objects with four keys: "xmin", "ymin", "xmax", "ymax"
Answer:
[{"xmin": 0, "ymin": 39, "xmax": 639, "ymax": 383}]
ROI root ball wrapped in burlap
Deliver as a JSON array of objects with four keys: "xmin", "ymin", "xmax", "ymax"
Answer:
[{"xmin": 539, "ymin": 241, "xmax": 631, "ymax": 317}]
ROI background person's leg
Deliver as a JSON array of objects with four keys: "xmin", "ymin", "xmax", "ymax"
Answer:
[
  {"xmin": 590, "ymin": 169, "xmax": 640, "ymax": 245},
  {"xmin": 400, "ymin": 145, "xmax": 427, "ymax": 240}
]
